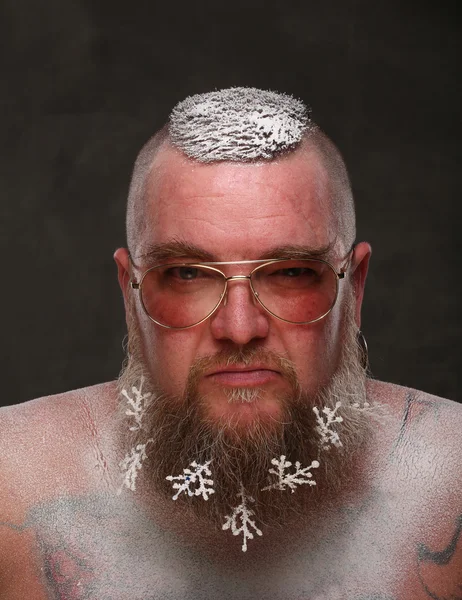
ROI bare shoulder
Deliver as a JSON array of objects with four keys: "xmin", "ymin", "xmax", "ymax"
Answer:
[
  {"xmin": 0, "ymin": 380, "xmax": 119, "ymax": 425},
  {"xmin": 368, "ymin": 378, "xmax": 462, "ymax": 438},
  {"xmin": 0, "ymin": 381, "xmax": 119, "ymax": 514},
  {"xmin": 368, "ymin": 377, "xmax": 462, "ymax": 492},
  {"xmin": 0, "ymin": 383, "xmax": 120, "ymax": 596},
  {"xmin": 0, "ymin": 381, "xmax": 118, "ymax": 452},
  {"xmin": 367, "ymin": 381, "xmax": 462, "ymax": 595}
]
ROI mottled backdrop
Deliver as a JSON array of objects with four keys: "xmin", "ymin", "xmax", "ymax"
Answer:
[{"xmin": 1, "ymin": 0, "xmax": 460, "ymax": 406}]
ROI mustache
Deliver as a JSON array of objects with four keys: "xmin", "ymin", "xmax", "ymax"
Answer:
[{"xmin": 186, "ymin": 347, "xmax": 301, "ymax": 392}]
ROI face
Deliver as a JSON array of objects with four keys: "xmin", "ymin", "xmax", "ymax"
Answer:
[{"xmin": 115, "ymin": 143, "xmax": 370, "ymax": 431}]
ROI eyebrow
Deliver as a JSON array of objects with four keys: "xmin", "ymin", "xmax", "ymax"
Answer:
[
  {"xmin": 258, "ymin": 243, "xmax": 335, "ymax": 261},
  {"xmin": 132, "ymin": 239, "xmax": 336, "ymax": 267},
  {"xmin": 133, "ymin": 240, "xmax": 215, "ymax": 266}
]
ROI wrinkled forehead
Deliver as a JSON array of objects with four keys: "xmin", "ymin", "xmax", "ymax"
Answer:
[{"xmin": 136, "ymin": 143, "xmax": 340, "ymax": 261}]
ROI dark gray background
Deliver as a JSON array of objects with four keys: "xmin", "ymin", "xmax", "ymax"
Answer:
[{"xmin": 1, "ymin": 0, "xmax": 460, "ymax": 407}]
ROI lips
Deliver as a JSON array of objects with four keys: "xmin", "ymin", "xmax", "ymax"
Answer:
[
  {"xmin": 205, "ymin": 366, "xmax": 281, "ymax": 386},
  {"xmin": 206, "ymin": 363, "xmax": 279, "ymax": 375}
]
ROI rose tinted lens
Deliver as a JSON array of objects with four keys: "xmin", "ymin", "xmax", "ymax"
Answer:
[
  {"xmin": 251, "ymin": 259, "xmax": 337, "ymax": 323},
  {"xmin": 140, "ymin": 265, "xmax": 225, "ymax": 328}
]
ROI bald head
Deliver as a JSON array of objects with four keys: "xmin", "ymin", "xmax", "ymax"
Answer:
[{"xmin": 126, "ymin": 88, "xmax": 356, "ymax": 255}]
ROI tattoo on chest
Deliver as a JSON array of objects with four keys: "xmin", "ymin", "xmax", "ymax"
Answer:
[
  {"xmin": 2, "ymin": 492, "xmax": 461, "ymax": 600},
  {"xmin": 417, "ymin": 514, "xmax": 462, "ymax": 600}
]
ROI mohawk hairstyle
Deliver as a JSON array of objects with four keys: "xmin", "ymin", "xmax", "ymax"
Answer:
[
  {"xmin": 168, "ymin": 87, "xmax": 312, "ymax": 162},
  {"xmin": 126, "ymin": 87, "xmax": 356, "ymax": 254}
]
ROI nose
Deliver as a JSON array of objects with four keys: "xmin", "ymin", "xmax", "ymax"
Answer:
[{"xmin": 209, "ymin": 276, "xmax": 270, "ymax": 345}]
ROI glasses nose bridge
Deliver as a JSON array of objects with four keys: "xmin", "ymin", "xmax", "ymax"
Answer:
[
  {"xmin": 224, "ymin": 274, "xmax": 252, "ymax": 283},
  {"xmin": 220, "ymin": 273, "xmax": 258, "ymax": 307}
]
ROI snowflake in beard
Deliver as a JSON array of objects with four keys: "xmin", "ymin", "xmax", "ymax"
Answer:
[
  {"xmin": 313, "ymin": 401, "xmax": 343, "ymax": 449},
  {"xmin": 119, "ymin": 440, "xmax": 153, "ymax": 492},
  {"xmin": 121, "ymin": 376, "xmax": 152, "ymax": 431},
  {"xmin": 222, "ymin": 487, "xmax": 263, "ymax": 552},
  {"xmin": 262, "ymin": 455, "xmax": 320, "ymax": 493},
  {"xmin": 166, "ymin": 461, "xmax": 215, "ymax": 501}
]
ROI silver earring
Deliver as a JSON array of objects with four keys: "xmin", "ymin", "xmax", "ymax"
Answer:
[{"xmin": 357, "ymin": 330, "xmax": 369, "ymax": 372}]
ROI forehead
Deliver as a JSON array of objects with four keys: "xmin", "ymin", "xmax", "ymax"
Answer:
[{"xmin": 139, "ymin": 144, "xmax": 339, "ymax": 261}]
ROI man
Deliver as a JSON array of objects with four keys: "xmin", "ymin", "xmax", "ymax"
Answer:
[{"xmin": 0, "ymin": 87, "xmax": 460, "ymax": 599}]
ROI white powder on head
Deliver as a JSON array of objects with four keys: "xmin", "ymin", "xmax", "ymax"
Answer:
[{"xmin": 168, "ymin": 87, "xmax": 312, "ymax": 162}]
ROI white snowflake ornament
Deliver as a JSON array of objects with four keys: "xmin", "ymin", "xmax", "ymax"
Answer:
[
  {"xmin": 262, "ymin": 455, "xmax": 320, "ymax": 493},
  {"xmin": 121, "ymin": 376, "xmax": 152, "ymax": 431},
  {"xmin": 119, "ymin": 440, "xmax": 153, "ymax": 492},
  {"xmin": 166, "ymin": 461, "xmax": 215, "ymax": 501},
  {"xmin": 222, "ymin": 487, "xmax": 263, "ymax": 552},
  {"xmin": 313, "ymin": 401, "xmax": 343, "ymax": 449}
]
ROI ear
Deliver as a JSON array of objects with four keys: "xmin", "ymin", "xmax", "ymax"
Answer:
[
  {"xmin": 349, "ymin": 241, "xmax": 372, "ymax": 328},
  {"xmin": 113, "ymin": 247, "xmax": 132, "ymax": 312}
]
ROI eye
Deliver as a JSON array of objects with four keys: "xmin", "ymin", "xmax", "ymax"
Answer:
[
  {"xmin": 163, "ymin": 266, "xmax": 215, "ymax": 281},
  {"xmin": 273, "ymin": 267, "xmax": 317, "ymax": 278},
  {"xmin": 174, "ymin": 266, "xmax": 200, "ymax": 280}
]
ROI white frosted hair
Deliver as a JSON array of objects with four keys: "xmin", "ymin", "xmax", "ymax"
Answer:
[
  {"xmin": 126, "ymin": 88, "xmax": 356, "ymax": 252},
  {"xmin": 168, "ymin": 87, "xmax": 312, "ymax": 162}
]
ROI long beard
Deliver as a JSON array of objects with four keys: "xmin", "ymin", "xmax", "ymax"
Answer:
[{"xmin": 117, "ymin": 287, "xmax": 373, "ymax": 529}]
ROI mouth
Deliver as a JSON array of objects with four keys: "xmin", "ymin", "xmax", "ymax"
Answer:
[{"xmin": 205, "ymin": 366, "xmax": 281, "ymax": 387}]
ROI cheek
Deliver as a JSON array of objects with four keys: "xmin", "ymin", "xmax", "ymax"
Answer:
[
  {"xmin": 138, "ymin": 321, "xmax": 200, "ymax": 396},
  {"xmin": 278, "ymin": 316, "xmax": 342, "ymax": 392}
]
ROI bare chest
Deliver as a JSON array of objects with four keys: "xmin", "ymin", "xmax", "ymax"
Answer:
[{"xmin": 8, "ymin": 491, "xmax": 459, "ymax": 600}]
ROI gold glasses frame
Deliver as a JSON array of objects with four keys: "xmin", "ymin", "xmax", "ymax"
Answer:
[{"xmin": 130, "ymin": 249, "xmax": 354, "ymax": 330}]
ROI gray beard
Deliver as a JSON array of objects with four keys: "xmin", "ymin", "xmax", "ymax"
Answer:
[{"xmin": 117, "ymin": 288, "xmax": 373, "ymax": 529}]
